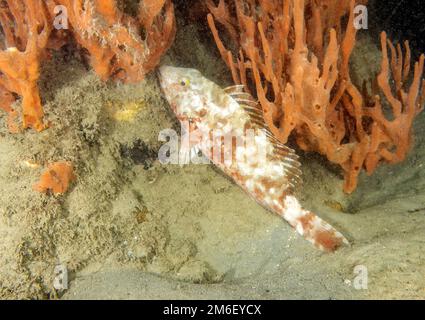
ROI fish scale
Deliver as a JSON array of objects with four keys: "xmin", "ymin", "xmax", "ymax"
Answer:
[{"xmin": 159, "ymin": 66, "xmax": 349, "ymax": 252}]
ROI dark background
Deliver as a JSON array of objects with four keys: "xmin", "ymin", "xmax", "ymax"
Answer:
[{"xmin": 370, "ymin": 0, "xmax": 425, "ymax": 58}]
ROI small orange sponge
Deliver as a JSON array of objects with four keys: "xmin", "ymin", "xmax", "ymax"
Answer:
[{"xmin": 33, "ymin": 161, "xmax": 75, "ymax": 195}]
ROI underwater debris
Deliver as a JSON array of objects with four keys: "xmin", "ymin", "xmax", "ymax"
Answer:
[
  {"xmin": 207, "ymin": 0, "xmax": 425, "ymax": 193},
  {"xmin": 33, "ymin": 161, "xmax": 76, "ymax": 195},
  {"xmin": 324, "ymin": 199, "xmax": 346, "ymax": 213},
  {"xmin": 135, "ymin": 206, "xmax": 150, "ymax": 224},
  {"xmin": 21, "ymin": 159, "xmax": 41, "ymax": 169},
  {"xmin": 120, "ymin": 139, "xmax": 158, "ymax": 170},
  {"xmin": 110, "ymin": 101, "xmax": 144, "ymax": 122}
]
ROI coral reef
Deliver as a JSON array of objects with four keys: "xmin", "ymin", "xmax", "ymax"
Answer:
[
  {"xmin": 207, "ymin": 0, "xmax": 425, "ymax": 193},
  {"xmin": 0, "ymin": 0, "xmax": 175, "ymax": 131}
]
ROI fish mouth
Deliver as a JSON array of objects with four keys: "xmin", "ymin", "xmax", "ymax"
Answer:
[
  {"xmin": 158, "ymin": 65, "xmax": 173, "ymax": 79},
  {"xmin": 157, "ymin": 65, "xmax": 169, "ymax": 91},
  {"xmin": 157, "ymin": 65, "xmax": 176, "ymax": 90},
  {"xmin": 158, "ymin": 65, "xmax": 166, "ymax": 76},
  {"xmin": 157, "ymin": 65, "xmax": 165, "ymax": 80}
]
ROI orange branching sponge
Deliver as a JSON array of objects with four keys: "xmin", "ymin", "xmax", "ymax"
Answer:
[
  {"xmin": 340, "ymin": 32, "xmax": 425, "ymax": 192},
  {"xmin": 33, "ymin": 161, "xmax": 76, "ymax": 195},
  {"xmin": 207, "ymin": 0, "xmax": 425, "ymax": 193},
  {"xmin": 0, "ymin": 0, "xmax": 51, "ymax": 132},
  {"xmin": 55, "ymin": 0, "xmax": 176, "ymax": 83}
]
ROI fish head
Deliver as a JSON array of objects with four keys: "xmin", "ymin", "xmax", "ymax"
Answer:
[{"xmin": 159, "ymin": 66, "xmax": 209, "ymax": 123}]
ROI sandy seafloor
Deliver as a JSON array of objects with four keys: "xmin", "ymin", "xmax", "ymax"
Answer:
[{"xmin": 0, "ymin": 16, "xmax": 425, "ymax": 300}]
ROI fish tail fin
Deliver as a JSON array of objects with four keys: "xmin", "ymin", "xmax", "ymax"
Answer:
[{"xmin": 282, "ymin": 195, "xmax": 349, "ymax": 252}]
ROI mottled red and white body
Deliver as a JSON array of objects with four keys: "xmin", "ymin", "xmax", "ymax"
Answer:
[{"xmin": 159, "ymin": 66, "xmax": 349, "ymax": 252}]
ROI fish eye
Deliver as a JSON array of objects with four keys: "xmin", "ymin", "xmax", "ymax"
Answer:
[{"xmin": 180, "ymin": 79, "xmax": 190, "ymax": 86}]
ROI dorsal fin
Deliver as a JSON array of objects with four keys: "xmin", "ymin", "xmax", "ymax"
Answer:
[
  {"xmin": 228, "ymin": 92, "xmax": 254, "ymax": 100},
  {"xmin": 224, "ymin": 85, "xmax": 245, "ymax": 94},
  {"xmin": 236, "ymin": 99, "xmax": 259, "ymax": 108},
  {"xmin": 226, "ymin": 87, "xmax": 303, "ymax": 192}
]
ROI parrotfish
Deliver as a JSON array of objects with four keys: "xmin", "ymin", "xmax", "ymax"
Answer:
[{"xmin": 158, "ymin": 66, "xmax": 349, "ymax": 252}]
